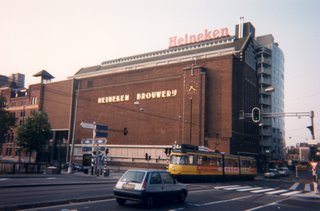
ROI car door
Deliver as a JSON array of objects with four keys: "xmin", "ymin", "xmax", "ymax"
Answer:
[
  {"xmin": 160, "ymin": 172, "xmax": 177, "ymax": 199},
  {"xmin": 147, "ymin": 172, "xmax": 163, "ymax": 198}
]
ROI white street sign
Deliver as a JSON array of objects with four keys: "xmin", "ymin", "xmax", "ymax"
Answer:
[
  {"xmin": 80, "ymin": 122, "xmax": 95, "ymax": 129},
  {"xmin": 309, "ymin": 161, "xmax": 318, "ymax": 170}
]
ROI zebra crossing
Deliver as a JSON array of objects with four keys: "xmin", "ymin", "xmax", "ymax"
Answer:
[{"xmin": 214, "ymin": 182, "xmax": 314, "ymax": 196}]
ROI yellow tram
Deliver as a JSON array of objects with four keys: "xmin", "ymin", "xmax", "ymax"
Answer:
[{"xmin": 168, "ymin": 144, "xmax": 257, "ymax": 181}]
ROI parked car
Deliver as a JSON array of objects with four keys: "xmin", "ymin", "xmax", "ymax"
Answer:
[
  {"xmin": 62, "ymin": 162, "xmax": 83, "ymax": 172},
  {"xmin": 113, "ymin": 169, "xmax": 188, "ymax": 207},
  {"xmin": 264, "ymin": 168, "xmax": 281, "ymax": 179},
  {"xmin": 278, "ymin": 167, "xmax": 290, "ymax": 177}
]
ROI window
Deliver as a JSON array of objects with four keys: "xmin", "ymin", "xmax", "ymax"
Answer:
[
  {"xmin": 87, "ymin": 80, "xmax": 93, "ymax": 88},
  {"xmin": 150, "ymin": 172, "xmax": 162, "ymax": 184},
  {"xmin": 161, "ymin": 172, "xmax": 174, "ymax": 184},
  {"xmin": 32, "ymin": 97, "xmax": 37, "ymax": 105},
  {"xmin": 170, "ymin": 155, "xmax": 189, "ymax": 165},
  {"xmin": 120, "ymin": 171, "xmax": 145, "ymax": 183}
]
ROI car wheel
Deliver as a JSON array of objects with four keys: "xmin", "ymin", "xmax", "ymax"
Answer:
[
  {"xmin": 145, "ymin": 195, "xmax": 155, "ymax": 207},
  {"xmin": 116, "ymin": 198, "xmax": 126, "ymax": 205},
  {"xmin": 178, "ymin": 191, "xmax": 187, "ymax": 203}
]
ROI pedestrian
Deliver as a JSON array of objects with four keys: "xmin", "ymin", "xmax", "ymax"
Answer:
[{"xmin": 312, "ymin": 167, "xmax": 319, "ymax": 194}]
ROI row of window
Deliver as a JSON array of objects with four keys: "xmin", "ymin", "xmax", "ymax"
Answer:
[{"xmin": 170, "ymin": 155, "xmax": 256, "ymax": 168}]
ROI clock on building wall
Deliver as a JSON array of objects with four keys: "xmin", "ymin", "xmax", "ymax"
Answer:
[{"xmin": 185, "ymin": 76, "xmax": 198, "ymax": 95}]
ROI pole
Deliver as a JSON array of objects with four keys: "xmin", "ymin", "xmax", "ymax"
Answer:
[
  {"xmin": 91, "ymin": 122, "xmax": 96, "ymax": 176},
  {"xmin": 310, "ymin": 111, "xmax": 315, "ymax": 140},
  {"xmin": 68, "ymin": 80, "xmax": 79, "ymax": 174},
  {"xmin": 189, "ymin": 97, "xmax": 193, "ymax": 145}
]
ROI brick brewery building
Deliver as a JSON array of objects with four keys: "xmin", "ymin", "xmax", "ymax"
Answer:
[
  {"xmin": 70, "ymin": 22, "xmax": 260, "ymax": 166},
  {"xmin": 1, "ymin": 22, "xmax": 260, "ymax": 167}
]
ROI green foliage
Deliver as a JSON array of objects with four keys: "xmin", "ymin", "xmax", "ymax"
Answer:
[
  {"xmin": 0, "ymin": 96, "xmax": 16, "ymax": 145},
  {"xmin": 16, "ymin": 111, "xmax": 51, "ymax": 158}
]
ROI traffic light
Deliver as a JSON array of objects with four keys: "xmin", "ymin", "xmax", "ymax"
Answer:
[
  {"xmin": 307, "ymin": 125, "xmax": 314, "ymax": 139},
  {"xmin": 145, "ymin": 153, "xmax": 151, "ymax": 161},
  {"xmin": 310, "ymin": 145, "xmax": 316, "ymax": 161},
  {"xmin": 123, "ymin": 127, "xmax": 128, "ymax": 136},
  {"xmin": 251, "ymin": 107, "xmax": 261, "ymax": 123},
  {"xmin": 164, "ymin": 148, "xmax": 171, "ymax": 156}
]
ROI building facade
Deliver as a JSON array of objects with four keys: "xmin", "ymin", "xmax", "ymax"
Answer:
[
  {"xmin": 70, "ymin": 22, "xmax": 260, "ymax": 166},
  {"xmin": 2, "ymin": 22, "xmax": 286, "ymax": 170},
  {"xmin": 255, "ymin": 35, "xmax": 285, "ymax": 161},
  {"xmin": 0, "ymin": 72, "xmax": 73, "ymax": 163}
]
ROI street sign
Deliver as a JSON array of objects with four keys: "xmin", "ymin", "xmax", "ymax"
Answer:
[
  {"xmin": 82, "ymin": 146, "xmax": 92, "ymax": 152},
  {"xmin": 96, "ymin": 124, "xmax": 108, "ymax": 131},
  {"xmin": 309, "ymin": 161, "xmax": 318, "ymax": 170},
  {"xmin": 94, "ymin": 138, "xmax": 107, "ymax": 144},
  {"xmin": 80, "ymin": 122, "xmax": 95, "ymax": 129},
  {"xmin": 81, "ymin": 139, "xmax": 93, "ymax": 145},
  {"xmin": 96, "ymin": 131, "xmax": 108, "ymax": 138}
]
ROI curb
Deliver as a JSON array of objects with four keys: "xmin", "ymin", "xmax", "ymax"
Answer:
[
  {"xmin": 0, "ymin": 181, "xmax": 116, "ymax": 189},
  {"xmin": 1, "ymin": 195, "xmax": 115, "ymax": 211}
]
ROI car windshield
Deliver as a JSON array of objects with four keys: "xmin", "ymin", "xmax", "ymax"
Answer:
[
  {"xmin": 121, "ymin": 171, "xmax": 145, "ymax": 183},
  {"xmin": 269, "ymin": 169, "xmax": 278, "ymax": 172},
  {"xmin": 280, "ymin": 167, "xmax": 288, "ymax": 170}
]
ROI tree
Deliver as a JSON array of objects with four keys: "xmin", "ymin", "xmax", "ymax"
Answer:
[
  {"xmin": 16, "ymin": 111, "xmax": 51, "ymax": 162},
  {"xmin": 0, "ymin": 96, "xmax": 16, "ymax": 147}
]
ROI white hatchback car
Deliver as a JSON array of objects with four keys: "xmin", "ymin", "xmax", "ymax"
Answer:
[{"xmin": 113, "ymin": 169, "xmax": 188, "ymax": 207}]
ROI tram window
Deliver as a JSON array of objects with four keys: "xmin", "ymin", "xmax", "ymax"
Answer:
[
  {"xmin": 188, "ymin": 155, "xmax": 194, "ymax": 165},
  {"xmin": 170, "ymin": 155, "xmax": 188, "ymax": 165},
  {"xmin": 197, "ymin": 156, "xmax": 203, "ymax": 165},
  {"xmin": 240, "ymin": 160, "xmax": 256, "ymax": 168},
  {"xmin": 225, "ymin": 158, "xmax": 238, "ymax": 167},
  {"xmin": 180, "ymin": 156, "xmax": 188, "ymax": 165},
  {"xmin": 210, "ymin": 157, "xmax": 222, "ymax": 166}
]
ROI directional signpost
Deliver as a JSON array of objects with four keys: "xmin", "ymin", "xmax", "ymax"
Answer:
[
  {"xmin": 80, "ymin": 122, "xmax": 95, "ymax": 129},
  {"xmin": 95, "ymin": 124, "xmax": 108, "ymax": 138},
  {"xmin": 80, "ymin": 122, "xmax": 108, "ymax": 176}
]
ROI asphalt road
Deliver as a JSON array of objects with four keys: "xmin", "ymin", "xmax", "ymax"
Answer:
[
  {"xmin": 18, "ymin": 183, "xmax": 320, "ymax": 211},
  {"xmin": 0, "ymin": 170, "xmax": 319, "ymax": 211}
]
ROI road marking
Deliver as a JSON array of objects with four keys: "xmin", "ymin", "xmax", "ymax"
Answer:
[
  {"xmin": 169, "ymin": 208, "xmax": 184, "ymax": 211},
  {"xmin": 289, "ymin": 182, "xmax": 299, "ymax": 190},
  {"xmin": 189, "ymin": 195, "xmax": 253, "ymax": 207},
  {"xmin": 21, "ymin": 199, "xmax": 116, "ymax": 210},
  {"xmin": 265, "ymin": 189, "xmax": 288, "ymax": 195},
  {"xmin": 245, "ymin": 198, "xmax": 289, "ymax": 211},
  {"xmin": 46, "ymin": 177, "xmax": 56, "ymax": 180},
  {"xmin": 0, "ymin": 178, "xmax": 8, "ymax": 181},
  {"xmin": 237, "ymin": 187, "xmax": 263, "ymax": 192},
  {"xmin": 250, "ymin": 188, "xmax": 275, "ymax": 193},
  {"xmin": 304, "ymin": 184, "xmax": 311, "ymax": 191},
  {"xmin": 214, "ymin": 185, "xmax": 240, "ymax": 189},
  {"xmin": 280, "ymin": 190, "xmax": 302, "ymax": 196},
  {"xmin": 223, "ymin": 186, "xmax": 251, "ymax": 190},
  {"xmin": 190, "ymin": 189, "xmax": 217, "ymax": 193}
]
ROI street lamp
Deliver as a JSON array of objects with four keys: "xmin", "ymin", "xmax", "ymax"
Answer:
[{"xmin": 264, "ymin": 86, "xmax": 274, "ymax": 93}]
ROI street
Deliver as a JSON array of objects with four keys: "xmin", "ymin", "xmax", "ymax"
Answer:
[{"xmin": 0, "ymin": 170, "xmax": 319, "ymax": 211}]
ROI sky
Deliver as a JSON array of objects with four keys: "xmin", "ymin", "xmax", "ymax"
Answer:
[{"xmin": 1, "ymin": 0, "xmax": 319, "ymax": 147}]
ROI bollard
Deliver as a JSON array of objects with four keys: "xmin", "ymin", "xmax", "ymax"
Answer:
[{"xmin": 103, "ymin": 158, "xmax": 109, "ymax": 177}]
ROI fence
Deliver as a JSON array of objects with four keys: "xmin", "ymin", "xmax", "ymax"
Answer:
[{"xmin": 0, "ymin": 161, "xmax": 61, "ymax": 174}]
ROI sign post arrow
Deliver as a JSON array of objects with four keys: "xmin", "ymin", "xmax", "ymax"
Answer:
[{"xmin": 80, "ymin": 122, "xmax": 95, "ymax": 129}]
